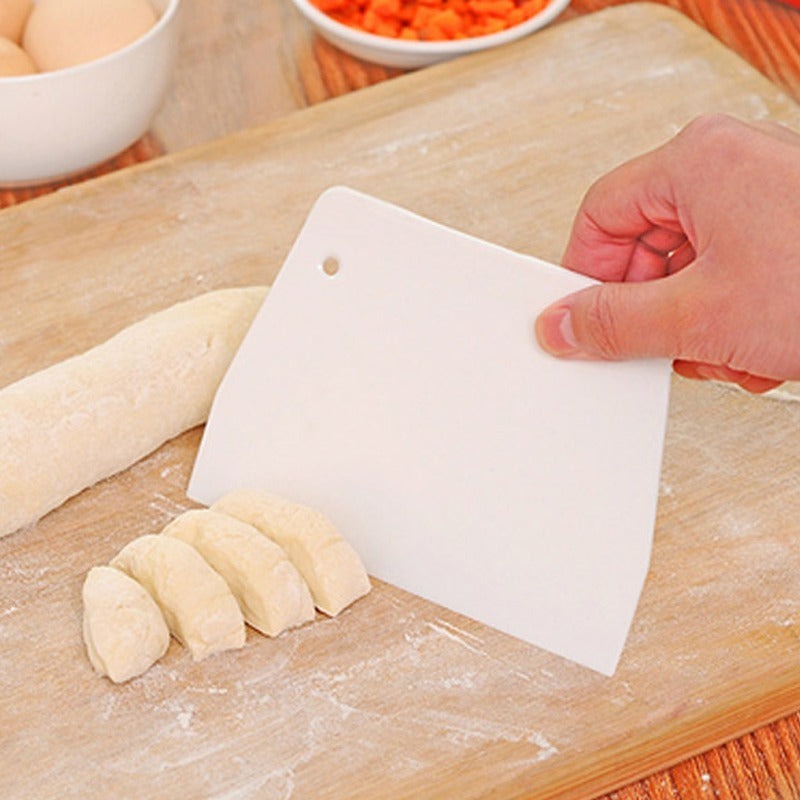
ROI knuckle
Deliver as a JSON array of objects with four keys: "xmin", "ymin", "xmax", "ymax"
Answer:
[
  {"xmin": 582, "ymin": 289, "xmax": 624, "ymax": 359},
  {"xmin": 675, "ymin": 113, "xmax": 747, "ymax": 161},
  {"xmin": 673, "ymin": 285, "xmax": 734, "ymax": 364},
  {"xmin": 680, "ymin": 112, "xmax": 732, "ymax": 138}
]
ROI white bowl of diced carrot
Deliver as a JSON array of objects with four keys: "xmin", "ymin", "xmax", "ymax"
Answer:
[{"xmin": 291, "ymin": 0, "xmax": 570, "ymax": 69}]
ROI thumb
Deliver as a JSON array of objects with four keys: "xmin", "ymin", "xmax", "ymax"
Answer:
[{"xmin": 535, "ymin": 276, "xmax": 688, "ymax": 361}]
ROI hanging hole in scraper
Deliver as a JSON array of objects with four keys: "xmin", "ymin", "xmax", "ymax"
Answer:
[{"xmin": 321, "ymin": 256, "xmax": 340, "ymax": 277}]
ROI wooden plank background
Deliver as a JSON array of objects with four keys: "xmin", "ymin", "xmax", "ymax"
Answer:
[{"xmin": 3, "ymin": 3, "xmax": 798, "ymax": 797}]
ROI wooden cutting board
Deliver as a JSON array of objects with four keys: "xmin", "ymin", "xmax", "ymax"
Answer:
[{"xmin": 3, "ymin": 4, "xmax": 800, "ymax": 798}]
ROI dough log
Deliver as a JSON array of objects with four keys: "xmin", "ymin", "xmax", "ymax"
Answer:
[
  {"xmin": 0, "ymin": 286, "xmax": 267, "ymax": 539},
  {"xmin": 212, "ymin": 490, "xmax": 371, "ymax": 616},
  {"xmin": 82, "ymin": 565, "xmax": 170, "ymax": 684},
  {"xmin": 163, "ymin": 509, "xmax": 315, "ymax": 637},
  {"xmin": 110, "ymin": 534, "xmax": 245, "ymax": 661}
]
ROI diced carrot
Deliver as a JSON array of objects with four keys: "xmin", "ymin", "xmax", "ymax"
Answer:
[
  {"xmin": 362, "ymin": 8, "xmax": 380, "ymax": 30},
  {"xmin": 370, "ymin": 0, "xmax": 401, "ymax": 16},
  {"xmin": 375, "ymin": 18, "xmax": 403, "ymax": 34},
  {"xmin": 468, "ymin": 0, "xmax": 514, "ymax": 17},
  {"xmin": 429, "ymin": 8, "xmax": 462, "ymax": 36},
  {"xmin": 519, "ymin": 0, "xmax": 546, "ymax": 16},
  {"xmin": 424, "ymin": 24, "xmax": 449, "ymax": 39},
  {"xmin": 397, "ymin": 1, "xmax": 416, "ymax": 20},
  {"xmin": 309, "ymin": 0, "xmax": 550, "ymax": 41},
  {"xmin": 481, "ymin": 15, "xmax": 507, "ymax": 32},
  {"xmin": 411, "ymin": 5, "xmax": 437, "ymax": 28},
  {"xmin": 315, "ymin": 0, "xmax": 350, "ymax": 12}
]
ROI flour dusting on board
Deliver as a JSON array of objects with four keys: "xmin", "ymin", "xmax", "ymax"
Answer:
[
  {"xmin": 405, "ymin": 620, "xmax": 488, "ymax": 661},
  {"xmin": 69, "ymin": 588, "xmax": 566, "ymax": 798}
]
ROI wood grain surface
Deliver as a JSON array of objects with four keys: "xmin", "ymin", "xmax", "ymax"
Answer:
[
  {"xmin": 3, "ymin": 6, "xmax": 800, "ymax": 799},
  {"xmin": 3, "ymin": 0, "xmax": 798, "ymax": 210},
  {"xmin": 150, "ymin": 0, "xmax": 800, "ymax": 144},
  {"xmin": 0, "ymin": 0, "xmax": 800, "ymax": 800}
]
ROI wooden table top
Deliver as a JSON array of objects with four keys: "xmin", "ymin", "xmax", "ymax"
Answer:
[{"xmin": 3, "ymin": 1, "xmax": 800, "ymax": 798}]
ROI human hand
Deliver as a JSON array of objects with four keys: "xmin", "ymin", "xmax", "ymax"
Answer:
[{"xmin": 535, "ymin": 114, "xmax": 800, "ymax": 393}]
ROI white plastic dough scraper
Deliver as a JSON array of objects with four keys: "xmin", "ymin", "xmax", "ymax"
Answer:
[{"xmin": 189, "ymin": 186, "xmax": 671, "ymax": 676}]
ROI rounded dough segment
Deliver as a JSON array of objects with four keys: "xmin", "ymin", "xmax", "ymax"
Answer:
[
  {"xmin": 211, "ymin": 490, "xmax": 371, "ymax": 617},
  {"xmin": 110, "ymin": 534, "xmax": 245, "ymax": 661},
  {"xmin": 82, "ymin": 565, "xmax": 169, "ymax": 683},
  {"xmin": 162, "ymin": 509, "xmax": 315, "ymax": 636}
]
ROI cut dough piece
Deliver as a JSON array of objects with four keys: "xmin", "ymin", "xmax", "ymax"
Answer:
[
  {"xmin": 0, "ymin": 286, "xmax": 266, "ymax": 539},
  {"xmin": 82, "ymin": 565, "xmax": 169, "ymax": 683},
  {"xmin": 162, "ymin": 509, "xmax": 315, "ymax": 636},
  {"xmin": 110, "ymin": 534, "xmax": 245, "ymax": 661},
  {"xmin": 212, "ymin": 490, "xmax": 371, "ymax": 616}
]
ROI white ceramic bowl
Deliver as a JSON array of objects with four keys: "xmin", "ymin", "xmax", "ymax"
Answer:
[
  {"xmin": 291, "ymin": 0, "xmax": 570, "ymax": 69},
  {"xmin": 0, "ymin": 0, "xmax": 181, "ymax": 186}
]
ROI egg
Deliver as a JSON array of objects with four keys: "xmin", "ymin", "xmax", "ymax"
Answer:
[
  {"xmin": 23, "ymin": 0, "xmax": 158, "ymax": 72},
  {"xmin": 0, "ymin": 34, "xmax": 35, "ymax": 75},
  {"xmin": 0, "ymin": 0, "xmax": 31, "ymax": 43}
]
